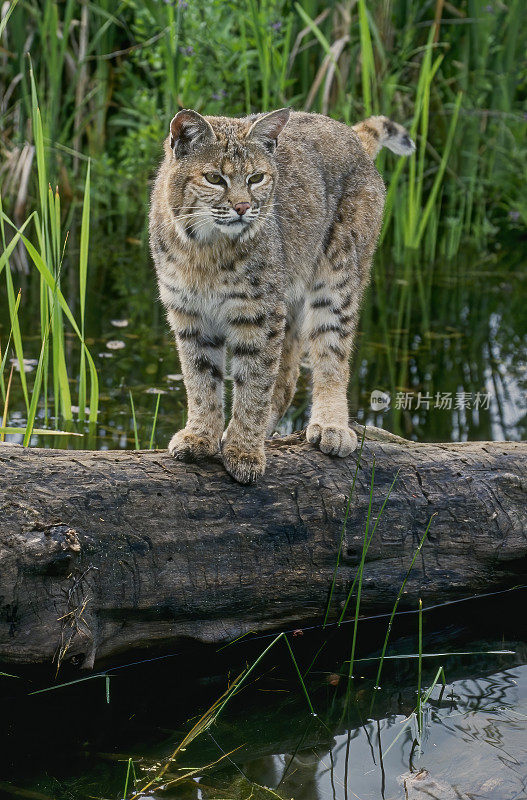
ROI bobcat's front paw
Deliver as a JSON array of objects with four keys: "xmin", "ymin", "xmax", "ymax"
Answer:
[
  {"xmin": 306, "ymin": 423, "xmax": 357, "ymax": 457},
  {"xmin": 221, "ymin": 442, "xmax": 266, "ymax": 485},
  {"xmin": 168, "ymin": 429, "xmax": 220, "ymax": 461}
]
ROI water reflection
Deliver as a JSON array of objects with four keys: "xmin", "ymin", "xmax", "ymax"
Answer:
[
  {"xmin": 0, "ymin": 246, "xmax": 525, "ymax": 449},
  {"xmin": 0, "ymin": 630, "xmax": 525, "ymax": 800},
  {"xmin": 146, "ymin": 664, "xmax": 527, "ymax": 800}
]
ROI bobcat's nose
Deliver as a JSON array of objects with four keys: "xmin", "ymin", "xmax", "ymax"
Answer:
[{"xmin": 234, "ymin": 202, "xmax": 251, "ymax": 216}]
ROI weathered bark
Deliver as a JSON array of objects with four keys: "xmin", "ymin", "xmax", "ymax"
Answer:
[{"xmin": 0, "ymin": 426, "xmax": 525, "ymax": 668}]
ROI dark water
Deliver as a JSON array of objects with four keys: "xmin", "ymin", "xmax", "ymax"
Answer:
[
  {"xmin": 1, "ymin": 241, "xmax": 526, "ymax": 799},
  {"xmin": 1, "ymin": 591, "xmax": 526, "ymax": 800},
  {"xmin": 1, "ymin": 242, "xmax": 525, "ymax": 448}
]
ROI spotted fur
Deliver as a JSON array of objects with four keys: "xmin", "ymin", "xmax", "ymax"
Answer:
[{"xmin": 149, "ymin": 109, "xmax": 413, "ymax": 483}]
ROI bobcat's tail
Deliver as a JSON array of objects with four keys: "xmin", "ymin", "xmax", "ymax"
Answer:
[{"xmin": 352, "ymin": 116, "xmax": 415, "ymax": 159}]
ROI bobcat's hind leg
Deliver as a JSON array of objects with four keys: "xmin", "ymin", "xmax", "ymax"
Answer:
[
  {"xmin": 305, "ymin": 180, "xmax": 384, "ymax": 456},
  {"xmin": 267, "ymin": 301, "xmax": 304, "ymax": 435},
  {"xmin": 304, "ymin": 260, "xmax": 359, "ymax": 456}
]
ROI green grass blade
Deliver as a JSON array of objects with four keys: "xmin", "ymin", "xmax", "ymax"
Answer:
[
  {"xmin": 338, "ymin": 466, "xmax": 400, "ymax": 625},
  {"xmin": 323, "ymin": 429, "xmax": 366, "ymax": 627},
  {"xmin": 29, "ymin": 673, "xmax": 108, "ymax": 695},
  {"xmin": 22, "ymin": 334, "xmax": 49, "ymax": 446},
  {"xmin": 347, "ymin": 456, "xmax": 376, "ymax": 684},
  {"xmin": 239, "ymin": 16, "xmax": 252, "ymax": 114},
  {"xmin": 2, "ymin": 214, "xmax": 99, "ymax": 425},
  {"xmin": 357, "ymin": 0, "xmax": 376, "ymax": 115},
  {"xmin": 0, "ymin": 212, "xmax": 35, "ymax": 278},
  {"xmin": 0, "ymin": 201, "xmax": 34, "ymax": 412},
  {"xmin": 421, "ymin": 665, "xmax": 446, "ymax": 705},
  {"xmin": 148, "ymin": 393, "xmax": 161, "ymax": 450},
  {"xmin": 383, "ymin": 664, "xmax": 447, "ymax": 757},
  {"xmin": 49, "ymin": 187, "xmax": 72, "ymax": 422},
  {"xmin": 29, "ymin": 61, "xmax": 49, "ymax": 244},
  {"xmin": 294, "ymin": 3, "xmax": 341, "ymax": 81},
  {"xmin": 77, "ymin": 160, "xmax": 91, "ymax": 423},
  {"xmin": 247, "ymin": 0, "xmax": 269, "ymax": 109},
  {"xmin": 52, "ymin": 302, "xmax": 72, "ymax": 422},
  {"xmin": 369, "ymin": 514, "xmax": 435, "ymax": 716},
  {"xmin": 414, "ymin": 92, "xmax": 462, "ymax": 247},
  {"xmin": 0, "ymin": 427, "xmax": 82, "ymax": 436},
  {"xmin": 213, "ymin": 633, "xmax": 285, "ymax": 721},
  {"xmin": 417, "ymin": 597, "xmax": 423, "ymax": 734},
  {"xmin": 353, "ymin": 649, "xmax": 514, "ymax": 663},
  {"xmin": 383, "ymin": 712, "xmax": 416, "ymax": 757},
  {"xmin": 123, "ymin": 758, "xmax": 134, "ymax": 799},
  {"xmin": 283, "ymin": 635, "xmax": 315, "ymax": 715},
  {"xmin": 0, "ymin": 0, "xmax": 19, "ymax": 39},
  {"xmin": 0, "ymin": 289, "xmax": 21, "ymax": 403},
  {"xmin": 129, "ymin": 390, "xmax": 140, "ymax": 449}
]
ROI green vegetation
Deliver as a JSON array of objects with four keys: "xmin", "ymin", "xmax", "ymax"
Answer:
[
  {"xmin": 0, "ymin": 1, "xmax": 525, "ymax": 441},
  {"xmin": 0, "ymin": 8, "xmax": 524, "ymax": 798},
  {"xmin": 2, "ymin": 0, "xmax": 524, "ymax": 246},
  {"xmin": 1, "ymin": 62, "xmax": 97, "ymax": 442}
]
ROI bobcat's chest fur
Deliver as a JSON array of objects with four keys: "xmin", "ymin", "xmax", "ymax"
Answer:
[{"xmin": 155, "ymin": 224, "xmax": 286, "ymax": 340}]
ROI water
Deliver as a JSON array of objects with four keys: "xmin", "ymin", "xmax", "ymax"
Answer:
[
  {"xmin": 1, "ymin": 240, "xmax": 526, "ymax": 799},
  {"xmin": 1, "ymin": 592, "xmax": 526, "ymax": 799},
  {"xmin": 1, "ymin": 243, "xmax": 525, "ymax": 448}
]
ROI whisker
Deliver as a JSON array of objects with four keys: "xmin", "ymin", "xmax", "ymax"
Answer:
[
  {"xmin": 172, "ymin": 213, "xmax": 212, "ymax": 223},
  {"xmin": 184, "ymin": 219, "xmax": 214, "ymax": 235},
  {"xmin": 172, "ymin": 209, "xmax": 212, "ymax": 217},
  {"xmin": 171, "ymin": 208, "xmax": 211, "ymax": 214}
]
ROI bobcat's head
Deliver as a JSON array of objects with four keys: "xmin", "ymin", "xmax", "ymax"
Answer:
[{"xmin": 165, "ymin": 108, "xmax": 290, "ymax": 243}]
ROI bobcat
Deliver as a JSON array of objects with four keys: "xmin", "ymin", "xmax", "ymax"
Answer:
[{"xmin": 149, "ymin": 109, "xmax": 414, "ymax": 484}]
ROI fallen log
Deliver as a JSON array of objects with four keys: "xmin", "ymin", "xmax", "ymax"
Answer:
[{"xmin": 0, "ymin": 426, "xmax": 525, "ymax": 668}]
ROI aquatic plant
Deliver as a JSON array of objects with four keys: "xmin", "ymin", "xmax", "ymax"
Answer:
[
  {"xmin": 0, "ymin": 66, "xmax": 98, "ymax": 443},
  {"xmin": 0, "ymin": 0, "xmax": 525, "ymax": 442}
]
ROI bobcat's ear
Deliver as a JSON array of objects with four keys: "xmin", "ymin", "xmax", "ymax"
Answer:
[
  {"xmin": 169, "ymin": 110, "xmax": 215, "ymax": 157},
  {"xmin": 246, "ymin": 108, "xmax": 290, "ymax": 153}
]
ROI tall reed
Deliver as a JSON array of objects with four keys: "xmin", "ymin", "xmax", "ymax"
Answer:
[
  {"xmin": 0, "ymin": 66, "xmax": 99, "ymax": 441},
  {"xmin": 2, "ymin": 0, "xmax": 523, "ymax": 255}
]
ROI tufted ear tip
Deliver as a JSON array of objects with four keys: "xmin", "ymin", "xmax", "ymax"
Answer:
[
  {"xmin": 246, "ymin": 108, "xmax": 291, "ymax": 153},
  {"xmin": 169, "ymin": 109, "xmax": 215, "ymax": 156}
]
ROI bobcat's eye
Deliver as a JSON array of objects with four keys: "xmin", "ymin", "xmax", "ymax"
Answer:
[
  {"xmin": 204, "ymin": 172, "xmax": 225, "ymax": 186},
  {"xmin": 248, "ymin": 173, "xmax": 265, "ymax": 185}
]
